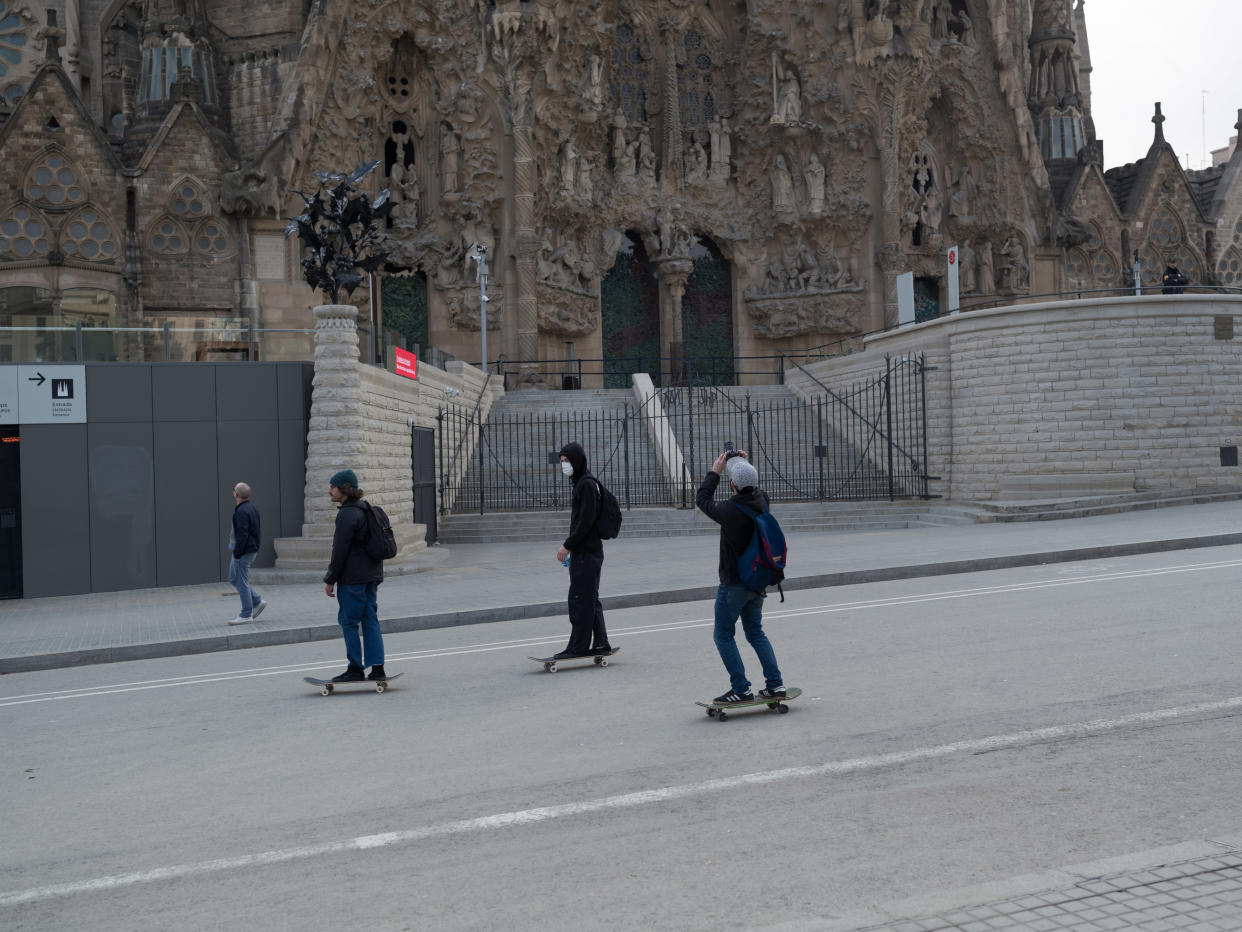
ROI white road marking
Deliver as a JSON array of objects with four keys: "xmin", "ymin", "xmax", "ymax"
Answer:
[
  {"xmin": 3, "ymin": 694, "xmax": 1240, "ymax": 907},
  {"xmin": 2, "ymin": 555, "xmax": 1241, "ymax": 707}
]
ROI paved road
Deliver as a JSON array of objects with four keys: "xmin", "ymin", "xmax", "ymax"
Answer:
[{"xmin": 3, "ymin": 548, "xmax": 1242, "ymax": 930}]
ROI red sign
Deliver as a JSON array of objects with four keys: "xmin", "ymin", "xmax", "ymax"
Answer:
[{"xmin": 394, "ymin": 347, "xmax": 418, "ymax": 380}]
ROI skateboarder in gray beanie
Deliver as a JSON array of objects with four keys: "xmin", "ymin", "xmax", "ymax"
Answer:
[{"xmin": 695, "ymin": 449, "xmax": 785, "ymax": 705}]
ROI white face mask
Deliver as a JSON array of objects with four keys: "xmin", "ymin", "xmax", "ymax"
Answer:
[{"xmin": 561, "ymin": 461, "xmax": 574, "ymax": 477}]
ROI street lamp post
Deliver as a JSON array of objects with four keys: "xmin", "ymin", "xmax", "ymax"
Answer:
[{"xmin": 469, "ymin": 243, "xmax": 489, "ymax": 373}]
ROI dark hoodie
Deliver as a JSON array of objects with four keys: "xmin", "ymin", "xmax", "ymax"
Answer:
[
  {"xmin": 558, "ymin": 442, "xmax": 603, "ymax": 557},
  {"xmin": 696, "ymin": 470, "xmax": 771, "ymax": 585}
]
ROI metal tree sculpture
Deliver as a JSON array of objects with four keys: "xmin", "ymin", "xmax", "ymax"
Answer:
[{"xmin": 285, "ymin": 161, "xmax": 394, "ymax": 305}]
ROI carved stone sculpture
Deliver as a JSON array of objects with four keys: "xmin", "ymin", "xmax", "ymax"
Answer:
[
  {"xmin": 770, "ymin": 154, "xmax": 794, "ymax": 214},
  {"xmin": 804, "ymin": 152, "xmax": 826, "ymax": 216}
]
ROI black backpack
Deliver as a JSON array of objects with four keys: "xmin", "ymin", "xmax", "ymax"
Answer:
[
  {"xmin": 361, "ymin": 502, "xmax": 398, "ymax": 560},
  {"xmin": 592, "ymin": 479, "xmax": 623, "ymax": 540}
]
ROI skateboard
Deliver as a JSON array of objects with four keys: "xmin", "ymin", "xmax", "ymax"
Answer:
[
  {"xmin": 303, "ymin": 672, "xmax": 403, "ymax": 695},
  {"xmin": 528, "ymin": 647, "xmax": 621, "ymax": 673},
  {"xmin": 696, "ymin": 687, "xmax": 802, "ymax": 721}
]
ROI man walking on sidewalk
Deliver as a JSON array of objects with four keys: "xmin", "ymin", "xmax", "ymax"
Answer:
[
  {"xmin": 695, "ymin": 450, "xmax": 785, "ymax": 704},
  {"xmin": 227, "ymin": 482, "xmax": 267, "ymax": 625},
  {"xmin": 323, "ymin": 469, "xmax": 387, "ymax": 682},
  {"xmin": 554, "ymin": 442, "xmax": 611, "ymax": 659}
]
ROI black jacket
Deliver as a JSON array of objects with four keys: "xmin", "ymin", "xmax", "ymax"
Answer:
[
  {"xmin": 231, "ymin": 500, "xmax": 261, "ymax": 558},
  {"xmin": 696, "ymin": 471, "xmax": 770, "ymax": 585},
  {"xmin": 559, "ymin": 442, "xmax": 604, "ymax": 557},
  {"xmin": 1162, "ymin": 265, "xmax": 1188, "ymax": 294},
  {"xmin": 324, "ymin": 499, "xmax": 384, "ymax": 586}
]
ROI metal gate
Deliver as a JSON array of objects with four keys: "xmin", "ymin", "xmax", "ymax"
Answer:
[
  {"xmin": 438, "ymin": 354, "xmax": 930, "ymax": 514},
  {"xmin": 411, "ymin": 426, "xmax": 437, "ymax": 544}
]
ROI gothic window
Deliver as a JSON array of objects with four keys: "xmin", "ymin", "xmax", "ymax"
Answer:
[
  {"xmin": 1218, "ymin": 247, "xmax": 1242, "ymax": 287},
  {"xmin": 1231, "ymin": 218, "xmax": 1242, "ymax": 250},
  {"xmin": 171, "ymin": 181, "xmax": 207, "ymax": 219},
  {"xmin": 610, "ymin": 24, "xmax": 649, "ymax": 123},
  {"xmin": 61, "ymin": 208, "xmax": 120, "ymax": 263},
  {"xmin": 0, "ymin": 2, "xmax": 27, "ymax": 79},
  {"xmin": 193, "ymin": 218, "xmax": 232, "ymax": 256},
  {"xmin": 1149, "ymin": 206, "xmax": 1182, "ymax": 248},
  {"xmin": 0, "ymin": 205, "xmax": 51, "ymax": 260},
  {"xmin": 1172, "ymin": 245, "xmax": 1200, "ymax": 283},
  {"xmin": 24, "ymin": 152, "xmax": 87, "ymax": 210},
  {"xmin": 1065, "ymin": 248, "xmax": 1089, "ymax": 283},
  {"xmin": 1092, "ymin": 249, "xmax": 1119, "ymax": 283},
  {"xmin": 678, "ymin": 29, "xmax": 716, "ymax": 133},
  {"xmin": 149, "ymin": 216, "xmax": 189, "ymax": 254},
  {"xmin": 3, "ymin": 83, "xmax": 21, "ymax": 106},
  {"xmin": 381, "ymin": 34, "xmax": 417, "ymax": 113},
  {"xmin": 1138, "ymin": 245, "xmax": 1162, "ymax": 285}
]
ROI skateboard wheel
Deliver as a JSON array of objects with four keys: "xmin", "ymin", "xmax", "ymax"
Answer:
[
  {"xmin": 717, "ymin": 711, "xmax": 729, "ymax": 722},
  {"xmin": 598, "ymin": 658, "xmax": 608, "ymax": 667},
  {"xmin": 777, "ymin": 703, "xmax": 789, "ymax": 714},
  {"xmin": 376, "ymin": 682, "xmax": 386, "ymax": 693},
  {"xmin": 548, "ymin": 663, "xmax": 558, "ymax": 673},
  {"xmin": 320, "ymin": 687, "xmax": 331, "ymax": 696},
  {"xmin": 706, "ymin": 708, "xmax": 717, "ymax": 718}
]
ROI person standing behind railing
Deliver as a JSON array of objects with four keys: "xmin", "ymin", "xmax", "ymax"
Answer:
[{"xmin": 1162, "ymin": 257, "xmax": 1188, "ymax": 295}]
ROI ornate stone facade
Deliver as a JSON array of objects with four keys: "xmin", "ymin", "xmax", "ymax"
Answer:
[{"xmin": 0, "ymin": 1, "xmax": 1240, "ymax": 383}]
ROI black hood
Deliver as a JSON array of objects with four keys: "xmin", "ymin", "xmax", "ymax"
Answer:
[{"xmin": 558, "ymin": 441, "xmax": 589, "ymax": 481}]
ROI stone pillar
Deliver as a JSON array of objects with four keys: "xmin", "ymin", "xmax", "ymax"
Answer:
[{"xmin": 302, "ymin": 304, "xmax": 365, "ymax": 530}]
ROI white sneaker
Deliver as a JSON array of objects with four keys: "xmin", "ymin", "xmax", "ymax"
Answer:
[
  {"xmin": 251, "ymin": 600, "xmax": 267, "ymax": 619},
  {"xmin": 227, "ymin": 616, "xmax": 254, "ymax": 626}
]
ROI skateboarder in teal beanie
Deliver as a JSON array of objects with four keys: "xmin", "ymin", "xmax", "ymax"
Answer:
[{"xmin": 324, "ymin": 468, "xmax": 386, "ymax": 682}]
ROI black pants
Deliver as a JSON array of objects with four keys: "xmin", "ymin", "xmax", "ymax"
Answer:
[{"xmin": 566, "ymin": 551, "xmax": 608, "ymax": 653}]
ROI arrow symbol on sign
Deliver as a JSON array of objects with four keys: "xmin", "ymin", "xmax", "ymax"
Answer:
[{"xmin": 28, "ymin": 372, "xmax": 46, "ymax": 386}]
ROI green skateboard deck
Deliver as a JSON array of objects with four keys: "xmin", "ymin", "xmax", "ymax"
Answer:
[{"xmin": 695, "ymin": 687, "xmax": 801, "ymax": 721}]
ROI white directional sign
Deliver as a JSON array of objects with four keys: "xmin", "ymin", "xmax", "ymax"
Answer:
[
  {"xmin": 0, "ymin": 367, "xmax": 16, "ymax": 425},
  {"xmin": 10, "ymin": 365, "xmax": 88, "ymax": 424}
]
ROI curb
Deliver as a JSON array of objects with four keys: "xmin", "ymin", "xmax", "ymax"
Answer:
[{"xmin": 4, "ymin": 531, "xmax": 1242, "ymax": 674}]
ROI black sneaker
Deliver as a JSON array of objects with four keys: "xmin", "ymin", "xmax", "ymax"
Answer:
[
  {"xmin": 553, "ymin": 650, "xmax": 585, "ymax": 660},
  {"xmin": 758, "ymin": 686, "xmax": 787, "ymax": 699},
  {"xmin": 367, "ymin": 665, "xmax": 387, "ymax": 681},
  {"xmin": 713, "ymin": 689, "xmax": 754, "ymax": 704},
  {"xmin": 589, "ymin": 645, "xmax": 612, "ymax": 655},
  {"xmin": 332, "ymin": 666, "xmax": 366, "ymax": 682}
]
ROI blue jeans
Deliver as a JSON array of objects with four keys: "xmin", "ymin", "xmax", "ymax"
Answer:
[
  {"xmin": 228, "ymin": 552, "xmax": 261, "ymax": 618},
  {"xmin": 337, "ymin": 582, "xmax": 383, "ymax": 669},
  {"xmin": 713, "ymin": 582, "xmax": 782, "ymax": 694}
]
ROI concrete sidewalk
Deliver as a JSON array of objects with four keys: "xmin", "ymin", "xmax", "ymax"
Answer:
[{"xmin": 3, "ymin": 499, "xmax": 1242, "ymax": 673}]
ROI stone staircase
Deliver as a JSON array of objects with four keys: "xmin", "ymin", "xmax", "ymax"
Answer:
[
  {"xmin": 663, "ymin": 384, "xmax": 903, "ymax": 502},
  {"xmin": 447, "ymin": 388, "xmax": 673, "ymax": 511},
  {"xmin": 439, "ymin": 499, "xmax": 943, "ymax": 543}
]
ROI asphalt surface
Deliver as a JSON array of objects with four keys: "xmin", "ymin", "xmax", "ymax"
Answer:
[{"xmin": 3, "ymin": 544, "xmax": 1242, "ymax": 930}]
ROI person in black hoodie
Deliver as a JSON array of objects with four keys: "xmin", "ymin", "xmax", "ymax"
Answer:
[
  {"xmin": 554, "ymin": 442, "xmax": 612, "ymax": 659},
  {"xmin": 1161, "ymin": 257, "xmax": 1188, "ymax": 295},
  {"xmin": 323, "ymin": 469, "xmax": 387, "ymax": 683},
  {"xmin": 696, "ymin": 450, "xmax": 785, "ymax": 704}
]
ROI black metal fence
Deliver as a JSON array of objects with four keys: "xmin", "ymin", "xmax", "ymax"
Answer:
[{"xmin": 438, "ymin": 354, "xmax": 930, "ymax": 515}]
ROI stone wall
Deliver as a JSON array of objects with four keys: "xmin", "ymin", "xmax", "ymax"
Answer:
[
  {"xmin": 358, "ymin": 358, "xmax": 496, "ymax": 530},
  {"xmin": 790, "ymin": 295, "xmax": 1242, "ymax": 501}
]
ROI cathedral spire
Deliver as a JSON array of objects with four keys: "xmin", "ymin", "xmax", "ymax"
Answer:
[{"xmin": 1028, "ymin": 0, "xmax": 1087, "ymax": 161}]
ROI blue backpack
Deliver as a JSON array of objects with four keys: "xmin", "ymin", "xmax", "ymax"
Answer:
[{"xmin": 731, "ymin": 502, "xmax": 787, "ymax": 601}]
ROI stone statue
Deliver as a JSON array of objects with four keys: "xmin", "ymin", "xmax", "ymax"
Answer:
[
  {"xmin": 560, "ymin": 139, "xmax": 578, "ymax": 197},
  {"xmin": 638, "ymin": 126, "xmax": 656, "ymax": 182},
  {"xmin": 612, "ymin": 111, "xmax": 635, "ymax": 178},
  {"xmin": 576, "ymin": 154, "xmax": 595, "ymax": 200},
  {"xmin": 954, "ymin": 8, "xmax": 974, "ymax": 45},
  {"xmin": 770, "ymin": 154, "xmax": 794, "ymax": 213},
  {"xmin": 975, "ymin": 239, "xmax": 995, "ymax": 295},
  {"xmin": 1001, "ymin": 234, "xmax": 1029, "ymax": 291},
  {"xmin": 931, "ymin": 0, "xmax": 952, "ymax": 39},
  {"xmin": 708, "ymin": 117, "xmax": 732, "ymax": 183},
  {"xmin": 771, "ymin": 53, "xmax": 803, "ymax": 124},
  {"xmin": 958, "ymin": 242, "xmax": 976, "ymax": 293},
  {"xmin": 685, "ymin": 134, "xmax": 708, "ymax": 184},
  {"xmin": 804, "ymin": 152, "xmax": 826, "ymax": 216},
  {"xmin": 584, "ymin": 54, "xmax": 604, "ymax": 109},
  {"xmin": 440, "ymin": 120, "xmax": 460, "ymax": 195},
  {"xmin": 948, "ymin": 164, "xmax": 974, "ymax": 220}
]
